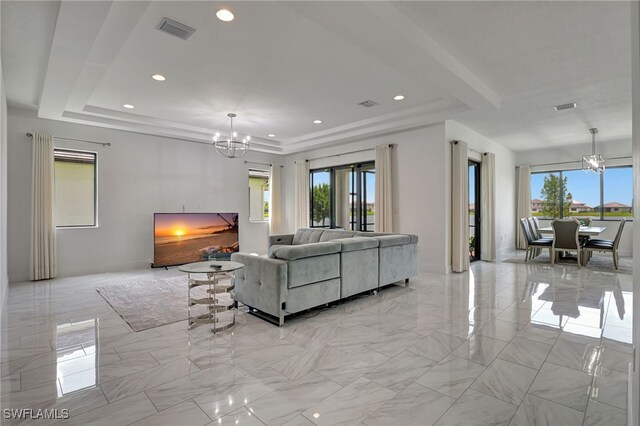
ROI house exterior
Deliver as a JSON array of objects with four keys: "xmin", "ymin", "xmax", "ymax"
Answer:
[
  {"xmin": 531, "ymin": 199, "xmax": 542, "ymax": 213},
  {"xmin": 569, "ymin": 201, "xmax": 592, "ymax": 213},
  {"xmin": 595, "ymin": 202, "xmax": 632, "ymax": 213}
]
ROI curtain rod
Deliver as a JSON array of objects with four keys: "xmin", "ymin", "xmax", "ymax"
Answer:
[
  {"xmin": 26, "ymin": 132, "xmax": 111, "ymax": 147},
  {"xmin": 244, "ymin": 160, "xmax": 271, "ymax": 167},
  {"xmin": 450, "ymin": 139, "xmax": 483, "ymax": 155},
  {"xmin": 527, "ymin": 156, "xmax": 632, "ymax": 168},
  {"xmin": 302, "ymin": 144, "xmax": 394, "ymax": 162}
]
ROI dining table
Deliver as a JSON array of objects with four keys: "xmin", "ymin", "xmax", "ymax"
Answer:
[{"xmin": 537, "ymin": 226, "xmax": 606, "ymax": 237}]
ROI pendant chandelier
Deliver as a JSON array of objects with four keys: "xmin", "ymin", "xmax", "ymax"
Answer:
[
  {"xmin": 212, "ymin": 113, "xmax": 250, "ymax": 158},
  {"xmin": 582, "ymin": 128, "xmax": 605, "ymax": 175}
]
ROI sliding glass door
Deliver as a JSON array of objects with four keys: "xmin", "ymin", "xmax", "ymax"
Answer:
[
  {"xmin": 310, "ymin": 162, "xmax": 375, "ymax": 231},
  {"xmin": 469, "ymin": 160, "xmax": 481, "ymax": 262},
  {"xmin": 310, "ymin": 170, "xmax": 331, "ymax": 228}
]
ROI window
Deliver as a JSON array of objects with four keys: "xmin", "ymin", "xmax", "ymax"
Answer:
[
  {"xmin": 310, "ymin": 169, "xmax": 331, "ymax": 228},
  {"xmin": 603, "ymin": 167, "xmax": 633, "ymax": 219},
  {"xmin": 530, "ymin": 166, "xmax": 633, "ymax": 220},
  {"xmin": 310, "ymin": 162, "xmax": 375, "ymax": 231},
  {"xmin": 248, "ymin": 169, "xmax": 269, "ymax": 221},
  {"xmin": 54, "ymin": 149, "xmax": 97, "ymax": 227}
]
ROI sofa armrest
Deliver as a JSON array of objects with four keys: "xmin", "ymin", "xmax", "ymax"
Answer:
[
  {"xmin": 230, "ymin": 253, "xmax": 288, "ymax": 318},
  {"xmin": 269, "ymin": 234, "xmax": 294, "ymax": 247},
  {"xmin": 272, "ymin": 241, "xmax": 341, "ymax": 260}
]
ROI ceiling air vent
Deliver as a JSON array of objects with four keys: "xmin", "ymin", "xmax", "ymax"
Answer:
[
  {"xmin": 157, "ymin": 17, "xmax": 195, "ymax": 40},
  {"xmin": 358, "ymin": 100, "xmax": 379, "ymax": 108}
]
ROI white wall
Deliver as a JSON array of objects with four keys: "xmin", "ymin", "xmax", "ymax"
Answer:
[
  {"xmin": 283, "ymin": 124, "xmax": 450, "ymax": 273},
  {"xmin": 0, "ymin": 37, "xmax": 8, "ymax": 353},
  {"xmin": 516, "ymin": 139, "xmax": 634, "ymax": 257},
  {"xmin": 445, "ymin": 120, "xmax": 517, "ymax": 260},
  {"xmin": 7, "ymin": 108, "xmax": 281, "ymax": 282},
  {"xmin": 631, "ymin": 2, "xmax": 640, "ymax": 425}
]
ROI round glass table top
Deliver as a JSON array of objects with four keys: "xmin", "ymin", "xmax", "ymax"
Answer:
[{"xmin": 178, "ymin": 260, "xmax": 244, "ymax": 274}]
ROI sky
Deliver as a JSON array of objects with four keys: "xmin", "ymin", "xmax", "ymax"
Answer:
[
  {"xmin": 154, "ymin": 213, "xmax": 236, "ymax": 236},
  {"xmin": 530, "ymin": 167, "xmax": 632, "ymax": 207}
]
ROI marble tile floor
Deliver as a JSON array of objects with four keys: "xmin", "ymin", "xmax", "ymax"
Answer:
[{"xmin": 0, "ymin": 261, "xmax": 632, "ymax": 426}]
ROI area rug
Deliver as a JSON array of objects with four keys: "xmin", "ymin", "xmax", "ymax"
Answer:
[
  {"xmin": 96, "ymin": 275, "xmax": 231, "ymax": 331},
  {"xmin": 503, "ymin": 253, "xmax": 632, "ymax": 275}
]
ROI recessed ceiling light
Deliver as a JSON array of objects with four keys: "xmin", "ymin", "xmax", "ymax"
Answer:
[
  {"xmin": 123, "ymin": 104, "xmax": 134, "ymax": 109},
  {"xmin": 313, "ymin": 120, "xmax": 322, "ymax": 124},
  {"xmin": 554, "ymin": 102, "xmax": 577, "ymax": 111},
  {"xmin": 268, "ymin": 134, "xmax": 276, "ymax": 138},
  {"xmin": 394, "ymin": 95, "xmax": 405, "ymax": 101},
  {"xmin": 152, "ymin": 74, "xmax": 166, "ymax": 81},
  {"xmin": 216, "ymin": 9, "xmax": 234, "ymax": 22}
]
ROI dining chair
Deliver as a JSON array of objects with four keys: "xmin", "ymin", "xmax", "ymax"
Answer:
[
  {"xmin": 532, "ymin": 217, "xmax": 542, "ymax": 233},
  {"xmin": 575, "ymin": 217, "xmax": 593, "ymax": 226},
  {"xmin": 520, "ymin": 218, "xmax": 552, "ymax": 262},
  {"xmin": 583, "ymin": 219, "xmax": 626, "ymax": 269},
  {"xmin": 528, "ymin": 217, "xmax": 551, "ymax": 258},
  {"xmin": 551, "ymin": 219, "xmax": 582, "ymax": 268}
]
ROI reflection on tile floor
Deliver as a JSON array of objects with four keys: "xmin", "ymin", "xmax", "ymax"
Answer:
[{"xmin": 0, "ymin": 261, "xmax": 632, "ymax": 425}]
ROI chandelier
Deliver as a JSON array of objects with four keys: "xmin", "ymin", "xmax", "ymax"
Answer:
[
  {"xmin": 582, "ymin": 128, "xmax": 605, "ymax": 175},
  {"xmin": 213, "ymin": 113, "xmax": 250, "ymax": 158}
]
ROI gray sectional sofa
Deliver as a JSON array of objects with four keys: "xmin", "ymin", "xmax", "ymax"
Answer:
[{"xmin": 231, "ymin": 228, "xmax": 418, "ymax": 326}]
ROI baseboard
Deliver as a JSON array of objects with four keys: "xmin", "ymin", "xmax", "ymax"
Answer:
[
  {"xmin": 8, "ymin": 272, "xmax": 29, "ymax": 283},
  {"xmin": 618, "ymin": 249, "xmax": 633, "ymax": 257},
  {"xmin": 419, "ymin": 260, "xmax": 447, "ymax": 274},
  {"xmin": 9, "ymin": 259, "xmax": 153, "ymax": 283}
]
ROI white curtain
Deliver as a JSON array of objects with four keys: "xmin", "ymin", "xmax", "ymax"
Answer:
[
  {"xmin": 481, "ymin": 152, "xmax": 496, "ymax": 261},
  {"xmin": 375, "ymin": 144, "xmax": 393, "ymax": 232},
  {"xmin": 269, "ymin": 164, "xmax": 283, "ymax": 234},
  {"xmin": 30, "ymin": 133, "xmax": 57, "ymax": 280},
  {"xmin": 293, "ymin": 160, "xmax": 309, "ymax": 230},
  {"xmin": 516, "ymin": 165, "xmax": 531, "ymax": 249},
  {"xmin": 451, "ymin": 140, "xmax": 469, "ymax": 272}
]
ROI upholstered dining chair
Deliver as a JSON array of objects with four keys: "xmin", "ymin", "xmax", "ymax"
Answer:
[
  {"xmin": 520, "ymin": 218, "xmax": 552, "ymax": 262},
  {"xmin": 528, "ymin": 217, "xmax": 551, "ymax": 258},
  {"xmin": 575, "ymin": 217, "xmax": 593, "ymax": 226},
  {"xmin": 583, "ymin": 219, "xmax": 626, "ymax": 269},
  {"xmin": 551, "ymin": 219, "xmax": 582, "ymax": 268}
]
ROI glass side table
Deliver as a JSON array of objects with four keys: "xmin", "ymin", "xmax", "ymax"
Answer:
[{"xmin": 178, "ymin": 260, "xmax": 244, "ymax": 334}]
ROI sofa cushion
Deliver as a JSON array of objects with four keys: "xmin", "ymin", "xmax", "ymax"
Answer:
[
  {"xmin": 292, "ymin": 229, "xmax": 325, "ymax": 245},
  {"xmin": 318, "ymin": 230, "xmax": 357, "ymax": 242},
  {"xmin": 335, "ymin": 237, "xmax": 379, "ymax": 252},
  {"xmin": 376, "ymin": 234, "xmax": 411, "ymax": 247},
  {"xmin": 272, "ymin": 241, "xmax": 341, "ymax": 261},
  {"xmin": 288, "ymin": 253, "xmax": 340, "ymax": 288}
]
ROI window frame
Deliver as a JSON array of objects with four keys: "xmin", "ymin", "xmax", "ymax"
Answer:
[
  {"xmin": 531, "ymin": 165, "xmax": 633, "ymax": 221},
  {"xmin": 248, "ymin": 168, "xmax": 270, "ymax": 223},
  {"xmin": 309, "ymin": 161, "xmax": 375, "ymax": 231},
  {"xmin": 54, "ymin": 148, "xmax": 98, "ymax": 229}
]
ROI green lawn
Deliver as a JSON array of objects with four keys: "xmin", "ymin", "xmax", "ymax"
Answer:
[{"xmin": 532, "ymin": 212, "xmax": 632, "ymax": 218}]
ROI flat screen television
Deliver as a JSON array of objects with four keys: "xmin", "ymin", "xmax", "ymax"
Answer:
[{"xmin": 153, "ymin": 212, "xmax": 239, "ymax": 268}]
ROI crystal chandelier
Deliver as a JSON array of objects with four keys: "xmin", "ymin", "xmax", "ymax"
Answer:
[
  {"xmin": 582, "ymin": 128, "xmax": 605, "ymax": 175},
  {"xmin": 213, "ymin": 113, "xmax": 250, "ymax": 158}
]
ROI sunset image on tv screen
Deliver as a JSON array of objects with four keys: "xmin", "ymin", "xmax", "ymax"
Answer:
[{"xmin": 153, "ymin": 213, "xmax": 239, "ymax": 267}]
